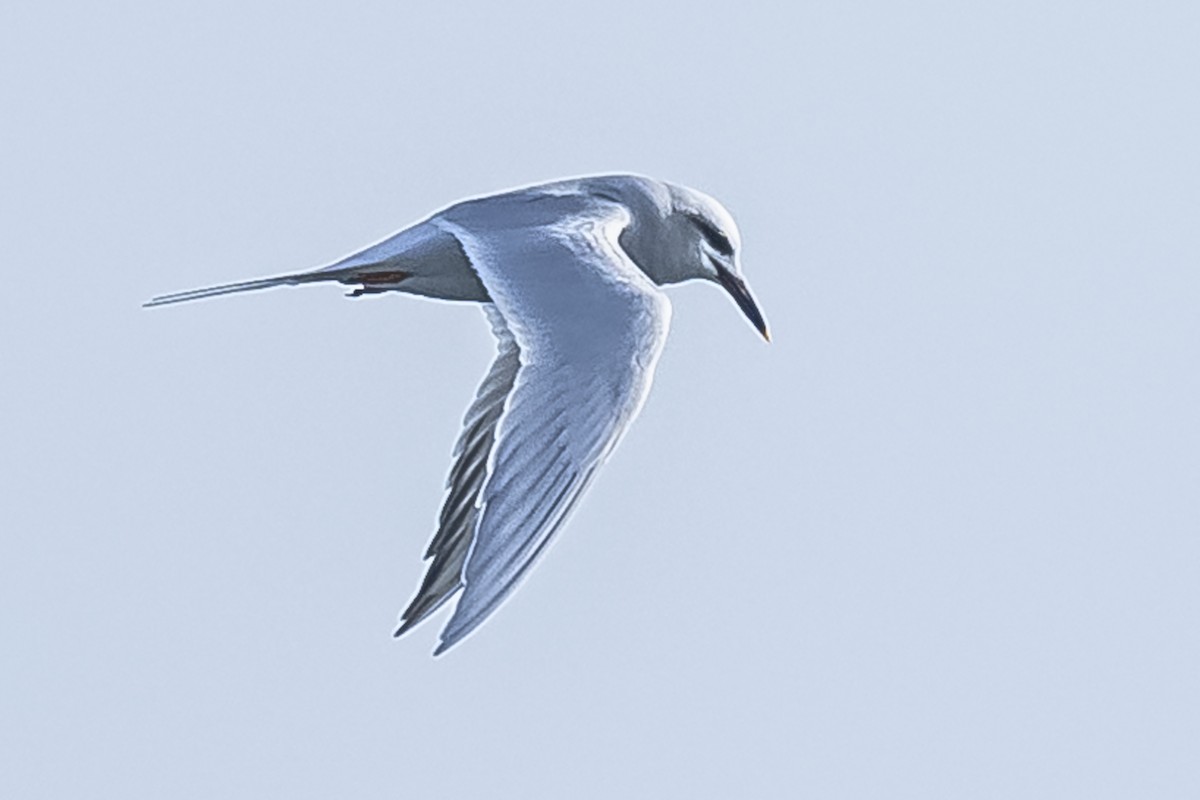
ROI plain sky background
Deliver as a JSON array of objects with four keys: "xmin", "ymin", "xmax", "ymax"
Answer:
[{"xmin": 2, "ymin": 2, "xmax": 1198, "ymax": 798}]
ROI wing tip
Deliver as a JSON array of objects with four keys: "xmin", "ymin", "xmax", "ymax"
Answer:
[
  {"xmin": 392, "ymin": 608, "xmax": 426, "ymax": 640},
  {"xmin": 391, "ymin": 616, "xmax": 462, "ymax": 657}
]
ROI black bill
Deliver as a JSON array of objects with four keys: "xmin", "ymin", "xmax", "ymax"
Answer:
[{"xmin": 714, "ymin": 262, "xmax": 770, "ymax": 341}]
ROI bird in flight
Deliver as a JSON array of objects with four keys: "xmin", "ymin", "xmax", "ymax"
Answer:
[{"xmin": 146, "ymin": 174, "xmax": 769, "ymax": 654}]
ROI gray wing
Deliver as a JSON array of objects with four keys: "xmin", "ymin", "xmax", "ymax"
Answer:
[
  {"xmin": 402, "ymin": 191, "xmax": 672, "ymax": 654},
  {"xmin": 394, "ymin": 305, "xmax": 519, "ymax": 635}
]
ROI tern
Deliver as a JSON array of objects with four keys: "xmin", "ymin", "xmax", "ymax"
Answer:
[{"xmin": 146, "ymin": 174, "xmax": 769, "ymax": 654}]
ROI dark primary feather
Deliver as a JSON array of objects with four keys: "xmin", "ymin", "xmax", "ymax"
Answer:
[{"xmin": 394, "ymin": 307, "xmax": 520, "ymax": 636}]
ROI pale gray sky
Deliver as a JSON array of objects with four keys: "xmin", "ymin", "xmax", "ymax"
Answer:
[{"xmin": 2, "ymin": 2, "xmax": 1198, "ymax": 798}]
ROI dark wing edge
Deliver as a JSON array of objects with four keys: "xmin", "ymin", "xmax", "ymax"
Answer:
[{"xmin": 393, "ymin": 306, "xmax": 520, "ymax": 637}]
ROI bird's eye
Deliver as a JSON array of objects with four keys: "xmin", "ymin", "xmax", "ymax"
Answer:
[{"xmin": 690, "ymin": 215, "xmax": 734, "ymax": 257}]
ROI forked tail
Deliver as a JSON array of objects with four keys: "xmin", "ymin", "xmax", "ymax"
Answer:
[
  {"xmin": 140, "ymin": 265, "xmax": 399, "ymax": 307},
  {"xmin": 142, "ymin": 274, "xmax": 316, "ymax": 307}
]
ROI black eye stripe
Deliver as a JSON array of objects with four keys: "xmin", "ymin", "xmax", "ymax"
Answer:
[{"xmin": 688, "ymin": 214, "xmax": 734, "ymax": 256}]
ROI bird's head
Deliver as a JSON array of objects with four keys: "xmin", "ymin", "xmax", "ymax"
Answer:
[
  {"xmin": 658, "ymin": 183, "xmax": 770, "ymax": 341},
  {"xmin": 577, "ymin": 175, "xmax": 770, "ymax": 341}
]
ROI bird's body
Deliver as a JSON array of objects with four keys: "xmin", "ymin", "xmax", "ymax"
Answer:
[{"xmin": 147, "ymin": 174, "xmax": 768, "ymax": 653}]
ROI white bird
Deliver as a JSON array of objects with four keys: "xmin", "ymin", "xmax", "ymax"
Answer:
[{"xmin": 146, "ymin": 174, "xmax": 769, "ymax": 654}]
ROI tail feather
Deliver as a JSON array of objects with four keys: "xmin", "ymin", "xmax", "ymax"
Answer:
[{"xmin": 143, "ymin": 271, "xmax": 339, "ymax": 308}]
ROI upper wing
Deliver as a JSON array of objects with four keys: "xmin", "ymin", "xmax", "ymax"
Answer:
[{"xmin": 421, "ymin": 191, "xmax": 672, "ymax": 654}]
